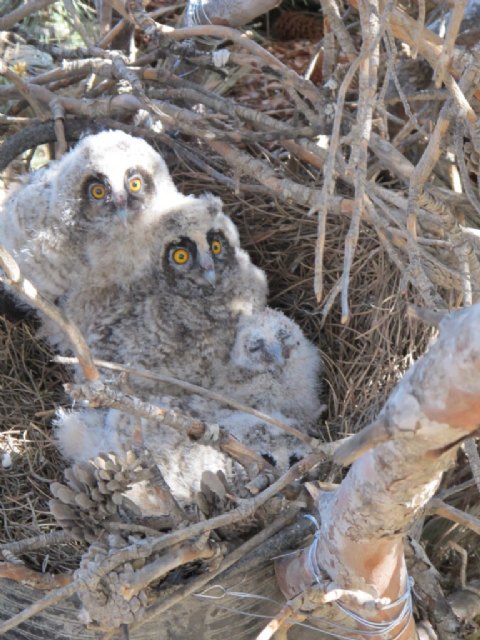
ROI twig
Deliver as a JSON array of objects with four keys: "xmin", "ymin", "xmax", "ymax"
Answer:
[
  {"xmin": 0, "ymin": 563, "xmax": 72, "ymax": 591},
  {"xmin": 119, "ymin": 537, "xmax": 220, "ymax": 599},
  {"xmin": 0, "ymin": 530, "xmax": 74, "ymax": 556},
  {"xmin": 454, "ymin": 121, "xmax": 480, "ymax": 217},
  {"xmin": 319, "ymin": 0, "xmax": 357, "ymax": 59},
  {"xmin": 433, "ymin": 0, "xmax": 468, "ymax": 88},
  {"xmin": 0, "ymin": 61, "xmax": 45, "ymax": 118},
  {"xmin": 207, "ymin": 139, "xmax": 320, "ymax": 208},
  {"xmin": 0, "ymin": 245, "xmax": 99, "ymax": 382},
  {"xmin": 0, "ymin": 576, "xmax": 92, "ymax": 635},
  {"xmin": 411, "ymin": 0, "xmax": 425, "ymax": 59},
  {"xmin": 427, "ymin": 499, "xmax": 480, "ymax": 536},
  {"xmin": 448, "ymin": 541, "xmax": 469, "ymax": 591},
  {"xmin": 313, "ymin": 0, "xmax": 392, "ymax": 304},
  {"xmin": 65, "ymin": 381, "xmax": 291, "ymax": 478},
  {"xmin": 130, "ymin": 504, "xmax": 301, "ymax": 630},
  {"xmin": 463, "ymin": 438, "xmax": 480, "ymax": 495},
  {"xmin": 0, "ymin": 0, "xmax": 56, "ymax": 30},
  {"xmin": 340, "ymin": 0, "xmax": 385, "ymax": 324},
  {"xmin": 133, "ymin": 12, "xmax": 321, "ymax": 104},
  {"xmin": 59, "ymin": 360, "xmax": 316, "ymax": 447}
]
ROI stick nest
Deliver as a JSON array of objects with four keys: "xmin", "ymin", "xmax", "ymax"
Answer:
[{"xmin": 1, "ymin": 0, "xmax": 480, "ymax": 634}]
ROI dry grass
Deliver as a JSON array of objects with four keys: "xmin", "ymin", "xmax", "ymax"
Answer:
[{"xmin": 0, "ymin": 315, "xmax": 82, "ymax": 570}]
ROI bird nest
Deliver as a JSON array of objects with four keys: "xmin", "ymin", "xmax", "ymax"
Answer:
[
  {"xmin": 1, "ymin": 0, "xmax": 480, "ymax": 637},
  {"xmin": 0, "ymin": 156, "xmax": 434, "ymax": 560}
]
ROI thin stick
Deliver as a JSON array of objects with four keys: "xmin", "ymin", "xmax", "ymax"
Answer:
[
  {"xmin": 57, "ymin": 356, "xmax": 312, "ymax": 446},
  {"xmin": 411, "ymin": 0, "xmax": 425, "ymax": 59},
  {"xmin": 0, "ymin": 530, "xmax": 74, "ymax": 556},
  {"xmin": 433, "ymin": 0, "xmax": 468, "ymax": 88},
  {"xmin": 427, "ymin": 499, "xmax": 480, "ymax": 536},
  {"xmin": 0, "ymin": 578, "xmax": 92, "ymax": 635},
  {"xmin": 0, "ymin": 0, "xmax": 56, "ymax": 30},
  {"xmin": 0, "ymin": 245, "xmax": 99, "ymax": 382},
  {"xmin": 340, "ymin": 0, "xmax": 384, "ymax": 324},
  {"xmin": 463, "ymin": 438, "xmax": 480, "ymax": 494},
  {"xmin": 0, "ymin": 563, "xmax": 72, "ymax": 591},
  {"xmin": 130, "ymin": 505, "xmax": 300, "ymax": 630},
  {"xmin": 119, "ymin": 538, "xmax": 218, "ymax": 599}
]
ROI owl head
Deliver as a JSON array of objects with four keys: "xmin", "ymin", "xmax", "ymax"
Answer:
[
  {"xmin": 230, "ymin": 309, "xmax": 303, "ymax": 372},
  {"xmin": 155, "ymin": 193, "xmax": 242, "ymax": 293},
  {"xmin": 54, "ymin": 130, "xmax": 181, "ymax": 228}
]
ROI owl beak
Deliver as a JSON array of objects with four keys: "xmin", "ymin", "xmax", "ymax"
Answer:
[
  {"xmin": 116, "ymin": 208, "xmax": 128, "ymax": 223},
  {"xmin": 198, "ymin": 252, "xmax": 216, "ymax": 287},
  {"xmin": 114, "ymin": 193, "xmax": 128, "ymax": 222},
  {"xmin": 264, "ymin": 342, "xmax": 284, "ymax": 366},
  {"xmin": 203, "ymin": 269, "xmax": 216, "ymax": 287}
]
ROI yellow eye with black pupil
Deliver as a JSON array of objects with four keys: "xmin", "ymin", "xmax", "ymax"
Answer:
[
  {"xmin": 173, "ymin": 248, "xmax": 189, "ymax": 265},
  {"xmin": 211, "ymin": 240, "xmax": 222, "ymax": 255},
  {"xmin": 90, "ymin": 183, "xmax": 106, "ymax": 199},
  {"xmin": 129, "ymin": 177, "xmax": 142, "ymax": 193}
]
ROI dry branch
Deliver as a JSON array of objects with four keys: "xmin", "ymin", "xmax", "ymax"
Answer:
[
  {"xmin": 0, "ymin": 245, "xmax": 99, "ymax": 381},
  {"xmin": 0, "ymin": 563, "xmax": 72, "ymax": 591},
  {"xmin": 0, "ymin": 0, "xmax": 56, "ymax": 30}
]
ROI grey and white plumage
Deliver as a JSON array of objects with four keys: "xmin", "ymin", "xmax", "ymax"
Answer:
[
  {"xmin": 182, "ymin": 308, "xmax": 323, "ymax": 470},
  {"xmin": 54, "ymin": 193, "xmax": 267, "ymax": 510},
  {"xmin": 58, "ymin": 193, "xmax": 268, "ymax": 390},
  {"xmin": 54, "ymin": 406, "xmax": 243, "ymax": 515},
  {"xmin": 0, "ymin": 129, "xmax": 187, "ymax": 300}
]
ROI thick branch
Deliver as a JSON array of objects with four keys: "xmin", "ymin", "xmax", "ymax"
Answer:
[{"xmin": 276, "ymin": 304, "xmax": 480, "ymax": 639}]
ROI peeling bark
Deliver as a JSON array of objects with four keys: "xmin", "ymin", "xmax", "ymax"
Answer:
[{"xmin": 276, "ymin": 304, "xmax": 480, "ymax": 639}]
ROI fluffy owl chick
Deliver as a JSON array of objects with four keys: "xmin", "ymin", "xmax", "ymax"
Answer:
[
  {"xmin": 54, "ymin": 406, "xmax": 241, "ymax": 515},
  {"xmin": 0, "ymin": 130, "xmax": 187, "ymax": 300},
  {"xmin": 228, "ymin": 308, "xmax": 323, "ymax": 424},
  {"xmin": 182, "ymin": 308, "xmax": 323, "ymax": 470},
  {"xmin": 59, "ymin": 193, "xmax": 268, "ymax": 389}
]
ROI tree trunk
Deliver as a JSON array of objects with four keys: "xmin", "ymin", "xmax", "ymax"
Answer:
[{"xmin": 276, "ymin": 305, "xmax": 480, "ymax": 639}]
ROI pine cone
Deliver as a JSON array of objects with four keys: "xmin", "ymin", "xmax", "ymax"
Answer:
[
  {"xmin": 75, "ymin": 538, "xmax": 148, "ymax": 631},
  {"xmin": 272, "ymin": 11, "xmax": 324, "ymax": 42},
  {"xmin": 50, "ymin": 451, "xmax": 155, "ymax": 543}
]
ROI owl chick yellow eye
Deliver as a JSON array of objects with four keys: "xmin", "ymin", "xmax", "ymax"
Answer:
[
  {"xmin": 90, "ymin": 183, "xmax": 106, "ymax": 200},
  {"xmin": 128, "ymin": 176, "xmax": 142, "ymax": 193},
  {"xmin": 173, "ymin": 248, "xmax": 189, "ymax": 264},
  {"xmin": 211, "ymin": 239, "xmax": 222, "ymax": 255}
]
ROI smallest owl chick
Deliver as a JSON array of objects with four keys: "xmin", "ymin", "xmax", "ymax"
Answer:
[
  {"xmin": 228, "ymin": 308, "xmax": 323, "ymax": 425},
  {"xmin": 183, "ymin": 308, "xmax": 323, "ymax": 470}
]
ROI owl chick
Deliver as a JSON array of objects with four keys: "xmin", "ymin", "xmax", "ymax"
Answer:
[
  {"xmin": 57, "ymin": 193, "xmax": 268, "ymax": 390},
  {"xmin": 182, "ymin": 308, "xmax": 323, "ymax": 470},
  {"xmin": 0, "ymin": 129, "xmax": 187, "ymax": 300},
  {"xmin": 228, "ymin": 308, "xmax": 323, "ymax": 424}
]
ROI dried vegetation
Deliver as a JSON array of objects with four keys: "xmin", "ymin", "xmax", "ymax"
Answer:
[{"xmin": 0, "ymin": 0, "xmax": 480, "ymax": 637}]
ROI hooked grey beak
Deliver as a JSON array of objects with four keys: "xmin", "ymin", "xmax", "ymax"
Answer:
[
  {"xmin": 114, "ymin": 193, "xmax": 128, "ymax": 221},
  {"xmin": 198, "ymin": 252, "xmax": 216, "ymax": 287},
  {"xmin": 116, "ymin": 208, "xmax": 128, "ymax": 222},
  {"xmin": 264, "ymin": 342, "xmax": 284, "ymax": 366}
]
